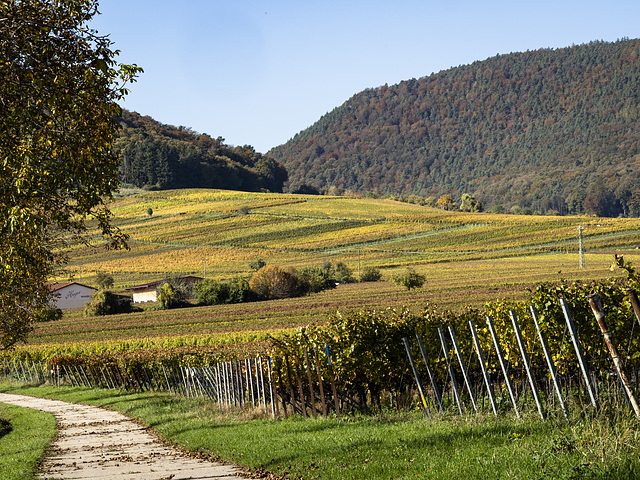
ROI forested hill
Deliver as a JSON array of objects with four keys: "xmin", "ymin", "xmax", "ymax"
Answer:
[
  {"xmin": 269, "ymin": 39, "xmax": 640, "ymax": 216},
  {"xmin": 114, "ymin": 110, "xmax": 288, "ymax": 192}
]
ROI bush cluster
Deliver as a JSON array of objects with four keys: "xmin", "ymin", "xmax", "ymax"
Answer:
[
  {"xmin": 84, "ymin": 290, "xmax": 134, "ymax": 316},
  {"xmin": 391, "ymin": 267, "xmax": 426, "ymax": 290},
  {"xmin": 194, "ymin": 277, "xmax": 255, "ymax": 305},
  {"xmin": 195, "ymin": 261, "xmax": 372, "ymax": 306}
]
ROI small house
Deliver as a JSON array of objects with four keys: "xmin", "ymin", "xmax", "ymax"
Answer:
[
  {"xmin": 125, "ymin": 276, "xmax": 202, "ymax": 303},
  {"xmin": 47, "ymin": 282, "xmax": 97, "ymax": 310}
]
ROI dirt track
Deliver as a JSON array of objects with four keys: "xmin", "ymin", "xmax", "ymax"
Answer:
[{"xmin": 0, "ymin": 393, "xmax": 249, "ymax": 480}]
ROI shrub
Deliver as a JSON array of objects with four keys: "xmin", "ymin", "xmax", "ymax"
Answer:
[
  {"xmin": 300, "ymin": 264, "xmax": 335, "ymax": 293},
  {"xmin": 227, "ymin": 277, "xmax": 255, "ymax": 303},
  {"xmin": 392, "ymin": 268, "xmax": 426, "ymax": 290},
  {"xmin": 95, "ymin": 271, "xmax": 114, "ymax": 290},
  {"xmin": 249, "ymin": 265, "xmax": 305, "ymax": 300},
  {"xmin": 334, "ymin": 262, "xmax": 355, "ymax": 283},
  {"xmin": 360, "ymin": 266, "xmax": 382, "ymax": 282},
  {"xmin": 157, "ymin": 282, "xmax": 184, "ymax": 309},
  {"xmin": 195, "ymin": 277, "xmax": 254, "ymax": 305},
  {"xmin": 194, "ymin": 279, "xmax": 230, "ymax": 305},
  {"xmin": 84, "ymin": 290, "xmax": 132, "ymax": 316},
  {"xmin": 156, "ymin": 276, "xmax": 194, "ymax": 309},
  {"xmin": 249, "ymin": 258, "xmax": 267, "ymax": 271}
]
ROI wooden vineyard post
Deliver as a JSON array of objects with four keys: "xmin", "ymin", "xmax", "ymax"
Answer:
[
  {"xmin": 416, "ymin": 334, "xmax": 444, "ymax": 412},
  {"xmin": 304, "ymin": 350, "xmax": 318, "ymax": 419},
  {"xmin": 402, "ymin": 337, "xmax": 431, "ymax": 416},
  {"xmin": 314, "ymin": 348, "xmax": 328, "ymax": 417},
  {"xmin": 237, "ymin": 360, "xmax": 245, "ymax": 407},
  {"xmin": 627, "ymin": 288, "xmax": 640, "ymax": 328},
  {"xmin": 162, "ymin": 366, "xmax": 172, "ymax": 394},
  {"xmin": 231, "ymin": 362, "xmax": 238, "ymax": 406},
  {"xmin": 258, "ymin": 358, "xmax": 266, "ymax": 408},
  {"xmin": 284, "ymin": 356, "xmax": 297, "ymax": 415},
  {"xmin": 220, "ymin": 363, "xmax": 226, "ymax": 405},
  {"xmin": 437, "ymin": 327, "xmax": 463, "ymax": 414},
  {"xmin": 246, "ymin": 359, "xmax": 255, "ymax": 405},
  {"xmin": 448, "ymin": 326, "xmax": 478, "ymax": 412},
  {"xmin": 277, "ymin": 358, "xmax": 289, "ymax": 418},
  {"xmin": 267, "ymin": 357, "xmax": 277, "ymax": 419},
  {"xmin": 560, "ymin": 298, "xmax": 598, "ymax": 409},
  {"xmin": 469, "ymin": 320, "xmax": 498, "ymax": 416},
  {"xmin": 530, "ymin": 305, "xmax": 568, "ymax": 419},
  {"xmin": 293, "ymin": 352, "xmax": 308, "ymax": 418},
  {"xmin": 228, "ymin": 362, "xmax": 235, "ymax": 406},
  {"xmin": 223, "ymin": 366, "xmax": 233, "ymax": 403},
  {"xmin": 325, "ymin": 345, "xmax": 341, "ymax": 419},
  {"xmin": 232, "ymin": 361, "xmax": 239, "ymax": 405},
  {"xmin": 215, "ymin": 364, "xmax": 223, "ymax": 407},
  {"xmin": 184, "ymin": 367, "xmax": 192, "ymax": 398},
  {"xmin": 510, "ymin": 310, "xmax": 545, "ymax": 419},
  {"xmin": 14, "ymin": 360, "xmax": 25, "ymax": 383},
  {"xmin": 486, "ymin": 316, "xmax": 520, "ymax": 418},
  {"xmin": 207, "ymin": 367, "xmax": 218, "ymax": 401},
  {"xmin": 223, "ymin": 362, "xmax": 230, "ymax": 406},
  {"xmin": 588, "ymin": 294, "xmax": 640, "ymax": 417}
]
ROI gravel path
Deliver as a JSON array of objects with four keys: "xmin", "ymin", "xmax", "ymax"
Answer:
[{"xmin": 0, "ymin": 393, "xmax": 249, "ymax": 480}]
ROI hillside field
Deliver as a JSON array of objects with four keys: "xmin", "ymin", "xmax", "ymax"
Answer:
[
  {"xmin": 13, "ymin": 188, "xmax": 636, "ymax": 357},
  {"xmin": 58, "ymin": 188, "xmax": 640, "ymax": 284}
]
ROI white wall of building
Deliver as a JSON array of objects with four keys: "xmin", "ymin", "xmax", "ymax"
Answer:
[
  {"xmin": 49, "ymin": 284, "xmax": 96, "ymax": 310},
  {"xmin": 132, "ymin": 288, "xmax": 158, "ymax": 303}
]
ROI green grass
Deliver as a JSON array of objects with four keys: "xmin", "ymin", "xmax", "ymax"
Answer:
[
  {"xmin": 2, "ymin": 383, "xmax": 639, "ymax": 480},
  {"xmin": 0, "ymin": 399, "xmax": 56, "ymax": 480}
]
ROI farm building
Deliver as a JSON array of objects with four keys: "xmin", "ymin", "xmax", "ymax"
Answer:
[
  {"xmin": 47, "ymin": 282, "xmax": 97, "ymax": 309},
  {"xmin": 126, "ymin": 276, "xmax": 202, "ymax": 303}
]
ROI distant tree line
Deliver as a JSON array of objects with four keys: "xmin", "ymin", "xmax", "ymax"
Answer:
[
  {"xmin": 270, "ymin": 39, "xmax": 640, "ymax": 217},
  {"xmin": 114, "ymin": 110, "xmax": 288, "ymax": 192}
]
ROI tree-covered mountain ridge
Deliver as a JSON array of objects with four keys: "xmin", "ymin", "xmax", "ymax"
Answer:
[
  {"xmin": 269, "ymin": 39, "xmax": 640, "ymax": 216},
  {"xmin": 114, "ymin": 110, "xmax": 288, "ymax": 193}
]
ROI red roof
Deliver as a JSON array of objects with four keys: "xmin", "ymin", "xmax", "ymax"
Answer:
[
  {"xmin": 47, "ymin": 282, "xmax": 96, "ymax": 292},
  {"xmin": 125, "ymin": 280, "xmax": 164, "ymax": 291}
]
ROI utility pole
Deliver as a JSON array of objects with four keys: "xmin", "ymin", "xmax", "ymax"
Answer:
[
  {"xmin": 202, "ymin": 259, "xmax": 207, "ymax": 278},
  {"xmin": 578, "ymin": 223, "xmax": 585, "ymax": 269}
]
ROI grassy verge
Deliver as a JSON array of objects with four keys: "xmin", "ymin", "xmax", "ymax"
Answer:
[
  {"xmin": 0, "ymin": 400, "xmax": 56, "ymax": 480},
  {"xmin": 2, "ymin": 383, "xmax": 639, "ymax": 479}
]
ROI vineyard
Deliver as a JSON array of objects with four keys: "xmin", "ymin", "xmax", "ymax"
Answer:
[
  {"xmin": 54, "ymin": 188, "xmax": 640, "ymax": 286},
  {"xmin": 5, "ymin": 270, "xmax": 640, "ymax": 421},
  {"xmin": 4, "ymin": 189, "xmax": 640, "ymax": 417}
]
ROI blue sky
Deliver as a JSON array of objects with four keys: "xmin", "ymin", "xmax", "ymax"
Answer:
[{"xmin": 92, "ymin": 0, "xmax": 640, "ymax": 153}]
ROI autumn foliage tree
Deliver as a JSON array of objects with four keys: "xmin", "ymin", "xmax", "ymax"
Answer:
[
  {"xmin": 249, "ymin": 265, "xmax": 305, "ymax": 300},
  {"xmin": 0, "ymin": 0, "xmax": 141, "ymax": 348},
  {"xmin": 437, "ymin": 194, "xmax": 456, "ymax": 211},
  {"xmin": 459, "ymin": 193, "xmax": 483, "ymax": 212}
]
